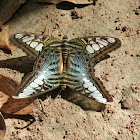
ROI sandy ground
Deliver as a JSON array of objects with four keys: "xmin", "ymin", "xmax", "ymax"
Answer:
[{"xmin": 0, "ymin": 0, "xmax": 140, "ymax": 139}]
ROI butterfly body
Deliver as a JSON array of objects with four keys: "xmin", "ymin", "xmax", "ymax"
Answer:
[
  {"xmin": 11, "ymin": 33, "xmax": 121, "ymax": 104},
  {"xmin": 34, "ymin": 37, "xmax": 92, "ymax": 91}
]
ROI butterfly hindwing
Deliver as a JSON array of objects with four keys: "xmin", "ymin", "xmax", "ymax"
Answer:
[
  {"xmin": 12, "ymin": 71, "xmax": 49, "ymax": 98},
  {"xmin": 66, "ymin": 50, "xmax": 112, "ymax": 104},
  {"xmin": 80, "ymin": 74, "xmax": 113, "ymax": 104},
  {"xmin": 12, "ymin": 48, "xmax": 62, "ymax": 99}
]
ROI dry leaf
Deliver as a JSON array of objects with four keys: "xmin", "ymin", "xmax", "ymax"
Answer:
[
  {"xmin": 1, "ymin": 97, "xmax": 36, "ymax": 115},
  {"xmin": 13, "ymin": 104, "xmax": 34, "ymax": 115},
  {"xmin": 0, "ymin": 0, "xmax": 28, "ymax": 26},
  {"xmin": 36, "ymin": 0, "xmax": 94, "ymax": 4},
  {"xmin": 0, "ymin": 75, "xmax": 14, "ymax": 108},
  {"xmin": 0, "ymin": 75, "xmax": 35, "ymax": 115},
  {"xmin": 0, "ymin": 92, "xmax": 9, "ymax": 109},
  {"xmin": 0, "ymin": 25, "xmax": 12, "ymax": 51},
  {"xmin": 0, "ymin": 112, "xmax": 6, "ymax": 140},
  {"xmin": 0, "ymin": 74, "xmax": 17, "ymax": 97}
]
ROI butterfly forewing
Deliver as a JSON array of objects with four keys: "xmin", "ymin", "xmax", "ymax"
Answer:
[
  {"xmin": 10, "ymin": 33, "xmax": 61, "ymax": 58},
  {"xmin": 69, "ymin": 36, "xmax": 121, "ymax": 64}
]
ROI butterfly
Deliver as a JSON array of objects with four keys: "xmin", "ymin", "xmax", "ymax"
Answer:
[{"xmin": 10, "ymin": 33, "xmax": 121, "ymax": 105}]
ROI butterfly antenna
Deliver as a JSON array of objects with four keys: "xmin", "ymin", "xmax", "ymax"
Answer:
[
  {"xmin": 46, "ymin": 10, "xmax": 85, "ymax": 38},
  {"xmin": 65, "ymin": 18, "xmax": 81, "ymax": 37},
  {"xmin": 46, "ymin": 13, "xmax": 65, "ymax": 37},
  {"xmin": 51, "ymin": 19, "xmax": 65, "ymax": 36},
  {"xmin": 65, "ymin": 10, "xmax": 87, "ymax": 38}
]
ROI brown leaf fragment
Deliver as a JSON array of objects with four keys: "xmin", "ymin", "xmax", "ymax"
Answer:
[
  {"xmin": 36, "ymin": 0, "xmax": 95, "ymax": 4},
  {"xmin": 0, "ymin": 0, "xmax": 28, "ymax": 26},
  {"xmin": 0, "ymin": 112, "xmax": 6, "ymax": 140},
  {"xmin": 0, "ymin": 92, "xmax": 9, "ymax": 109},
  {"xmin": 0, "ymin": 74, "xmax": 17, "ymax": 96},
  {"xmin": 0, "ymin": 25, "xmax": 12, "ymax": 51},
  {"xmin": 13, "ymin": 104, "xmax": 34, "ymax": 115},
  {"xmin": 1, "ymin": 97, "xmax": 36, "ymax": 115},
  {"xmin": 0, "ymin": 74, "xmax": 35, "ymax": 115}
]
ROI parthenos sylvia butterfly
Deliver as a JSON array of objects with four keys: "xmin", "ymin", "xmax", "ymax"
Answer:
[{"xmin": 10, "ymin": 33, "xmax": 121, "ymax": 104}]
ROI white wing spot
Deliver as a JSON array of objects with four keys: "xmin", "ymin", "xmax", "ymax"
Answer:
[
  {"xmin": 107, "ymin": 37, "xmax": 115, "ymax": 43},
  {"xmin": 22, "ymin": 35, "xmax": 35, "ymax": 42},
  {"xmin": 26, "ymin": 41, "xmax": 31, "ymax": 45},
  {"xmin": 83, "ymin": 78, "xmax": 90, "ymax": 83},
  {"xmin": 35, "ymin": 43, "xmax": 44, "ymax": 51},
  {"xmin": 18, "ymin": 90, "xmax": 36, "ymax": 98},
  {"xmin": 30, "ymin": 82, "xmax": 39, "ymax": 88},
  {"xmin": 89, "ymin": 86, "xmax": 97, "ymax": 92},
  {"xmin": 41, "ymin": 89, "xmax": 45, "ymax": 92},
  {"xmin": 95, "ymin": 97, "xmax": 107, "ymax": 104},
  {"xmin": 81, "ymin": 91, "xmax": 85, "ymax": 94},
  {"xmin": 89, "ymin": 93, "xmax": 102, "ymax": 98},
  {"xmin": 39, "ymin": 35, "xmax": 43, "ymax": 39},
  {"xmin": 15, "ymin": 33, "xmax": 24, "ymax": 39},
  {"xmin": 85, "ymin": 90, "xmax": 90, "ymax": 93},
  {"xmin": 86, "ymin": 45, "xmax": 95, "ymax": 53},
  {"xmin": 99, "ymin": 44, "xmax": 104, "ymax": 48},
  {"xmin": 25, "ymin": 86, "xmax": 33, "ymax": 90},
  {"xmin": 88, "ymin": 38, "xmax": 92, "ymax": 41},
  {"xmin": 34, "ymin": 78, "xmax": 43, "ymax": 85},
  {"xmin": 94, "ymin": 90, "xmax": 100, "ymax": 94},
  {"xmin": 30, "ymin": 42, "xmax": 38, "ymax": 48},
  {"xmin": 22, "ymin": 36, "xmax": 29, "ymax": 40},
  {"xmin": 22, "ymin": 92, "xmax": 34, "ymax": 96},
  {"xmin": 90, "ymin": 40, "xmax": 95, "ymax": 44},
  {"xmin": 83, "ymin": 82, "xmax": 93, "ymax": 88},
  {"xmin": 88, "ymin": 86, "xmax": 97, "ymax": 92},
  {"xmin": 18, "ymin": 93, "xmax": 27, "ymax": 98},
  {"xmin": 96, "ymin": 38, "xmax": 108, "ymax": 46},
  {"xmin": 92, "ymin": 44, "xmax": 100, "ymax": 51},
  {"xmin": 36, "ymin": 87, "xmax": 41, "ymax": 90},
  {"xmin": 23, "ymin": 88, "xmax": 35, "ymax": 92},
  {"xmin": 38, "ymin": 75, "xmax": 45, "ymax": 80},
  {"xmin": 89, "ymin": 93, "xmax": 107, "ymax": 104}
]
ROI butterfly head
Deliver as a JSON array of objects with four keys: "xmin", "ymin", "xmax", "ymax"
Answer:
[
  {"xmin": 62, "ymin": 35, "xmax": 69, "ymax": 46},
  {"xmin": 63, "ymin": 35, "xmax": 68, "ymax": 40}
]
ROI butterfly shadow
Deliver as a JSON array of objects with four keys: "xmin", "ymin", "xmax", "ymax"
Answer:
[
  {"xmin": 0, "ymin": 56, "xmax": 35, "ymax": 75},
  {"xmin": 38, "ymin": 87, "xmax": 106, "ymax": 112},
  {"xmin": 60, "ymin": 87, "xmax": 106, "ymax": 112},
  {"xmin": 3, "ymin": 113, "xmax": 35, "ymax": 130}
]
